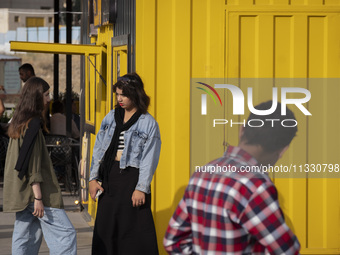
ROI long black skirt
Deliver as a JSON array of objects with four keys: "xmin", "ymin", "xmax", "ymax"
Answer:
[{"xmin": 92, "ymin": 161, "xmax": 159, "ymax": 255}]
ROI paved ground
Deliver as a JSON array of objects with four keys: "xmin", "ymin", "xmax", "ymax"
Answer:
[{"xmin": 0, "ymin": 182, "xmax": 93, "ymax": 255}]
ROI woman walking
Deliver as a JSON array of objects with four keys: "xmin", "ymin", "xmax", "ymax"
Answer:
[
  {"xmin": 3, "ymin": 77, "xmax": 77, "ymax": 255},
  {"xmin": 89, "ymin": 73, "xmax": 161, "ymax": 254}
]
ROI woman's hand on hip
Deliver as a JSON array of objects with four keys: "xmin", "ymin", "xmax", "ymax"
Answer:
[
  {"xmin": 132, "ymin": 190, "xmax": 145, "ymax": 207},
  {"xmin": 89, "ymin": 180, "xmax": 104, "ymax": 201},
  {"xmin": 33, "ymin": 200, "xmax": 44, "ymax": 218}
]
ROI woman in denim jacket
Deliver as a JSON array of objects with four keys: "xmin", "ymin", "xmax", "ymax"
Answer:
[{"xmin": 89, "ymin": 73, "xmax": 161, "ymax": 254}]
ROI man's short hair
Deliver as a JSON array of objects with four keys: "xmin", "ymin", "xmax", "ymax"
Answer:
[
  {"xmin": 241, "ymin": 100, "xmax": 298, "ymax": 152},
  {"xmin": 19, "ymin": 63, "xmax": 35, "ymax": 76}
]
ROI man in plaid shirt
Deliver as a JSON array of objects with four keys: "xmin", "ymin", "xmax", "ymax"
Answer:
[{"xmin": 164, "ymin": 101, "xmax": 301, "ymax": 254}]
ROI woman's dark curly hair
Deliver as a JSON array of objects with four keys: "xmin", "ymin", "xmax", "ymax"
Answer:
[{"xmin": 113, "ymin": 72, "xmax": 150, "ymax": 114}]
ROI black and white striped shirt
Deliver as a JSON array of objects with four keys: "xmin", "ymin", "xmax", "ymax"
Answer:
[{"xmin": 117, "ymin": 131, "xmax": 125, "ymax": 151}]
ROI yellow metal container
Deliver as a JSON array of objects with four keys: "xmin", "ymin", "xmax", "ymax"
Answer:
[
  {"xmin": 134, "ymin": 1, "xmax": 340, "ymax": 254},
  {"xmin": 11, "ymin": 0, "xmax": 340, "ymax": 254}
]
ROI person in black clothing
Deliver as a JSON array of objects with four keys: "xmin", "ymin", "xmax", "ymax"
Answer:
[{"xmin": 89, "ymin": 73, "xmax": 161, "ymax": 255}]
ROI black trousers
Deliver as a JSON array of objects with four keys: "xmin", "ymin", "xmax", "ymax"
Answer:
[{"xmin": 92, "ymin": 161, "xmax": 159, "ymax": 255}]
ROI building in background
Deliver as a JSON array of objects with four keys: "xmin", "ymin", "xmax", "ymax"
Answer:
[
  {"xmin": 0, "ymin": 0, "xmax": 81, "ymax": 53},
  {"xmin": 0, "ymin": 9, "xmax": 54, "ymax": 34},
  {"xmin": 0, "ymin": 0, "xmax": 54, "ymax": 33},
  {"xmin": 0, "ymin": 0, "xmax": 53, "ymax": 9}
]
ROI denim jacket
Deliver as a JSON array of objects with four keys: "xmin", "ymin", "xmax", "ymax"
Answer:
[{"xmin": 89, "ymin": 110, "xmax": 161, "ymax": 194}]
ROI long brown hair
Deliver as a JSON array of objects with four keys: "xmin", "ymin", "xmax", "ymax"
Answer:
[{"xmin": 8, "ymin": 77, "xmax": 49, "ymax": 138}]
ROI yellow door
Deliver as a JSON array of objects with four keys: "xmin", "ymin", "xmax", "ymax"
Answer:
[{"xmin": 225, "ymin": 5, "xmax": 340, "ymax": 254}]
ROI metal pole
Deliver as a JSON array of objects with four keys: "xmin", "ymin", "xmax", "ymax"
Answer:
[
  {"xmin": 54, "ymin": 0, "xmax": 59, "ymax": 100},
  {"xmin": 66, "ymin": 0, "xmax": 72, "ymax": 137}
]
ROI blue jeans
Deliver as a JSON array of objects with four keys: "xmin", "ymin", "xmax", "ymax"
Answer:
[{"xmin": 12, "ymin": 203, "xmax": 77, "ymax": 255}]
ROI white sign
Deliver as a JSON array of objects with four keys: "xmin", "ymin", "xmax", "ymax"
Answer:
[{"xmin": 4, "ymin": 61, "xmax": 21, "ymax": 94}]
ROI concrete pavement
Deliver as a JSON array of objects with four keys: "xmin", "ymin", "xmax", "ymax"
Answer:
[{"xmin": 0, "ymin": 183, "xmax": 93, "ymax": 255}]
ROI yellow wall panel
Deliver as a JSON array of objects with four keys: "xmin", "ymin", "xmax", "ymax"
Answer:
[
  {"xmin": 135, "ymin": 0, "xmax": 156, "ymax": 117},
  {"xmin": 240, "ymin": 0, "xmax": 254, "ymax": 5},
  {"xmin": 85, "ymin": 2, "xmax": 340, "ymax": 254},
  {"xmin": 307, "ymin": 16, "xmax": 327, "ymax": 247},
  {"xmin": 227, "ymin": 0, "xmax": 238, "ymax": 4},
  {"xmin": 307, "ymin": 15, "xmax": 340, "ymax": 250},
  {"xmin": 274, "ymin": 16, "xmax": 293, "ymax": 77},
  {"xmin": 291, "ymin": 0, "xmax": 308, "ymax": 5},
  {"xmin": 224, "ymin": 14, "xmax": 244, "ymax": 147},
  {"xmin": 157, "ymin": 0, "xmax": 192, "ymax": 249},
  {"xmin": 226, "ymin": 12, "xmax": 240, "ymax": 77},
  {"xmin": 325, "ymin": 14, "xmax": 340, "ymax": 77},
  {"xmin": 135, "ymin": 0, "xmax": 158, "ymax": 223},
  {"xmin": 136, "ymin": 0, "xmax": 194, "ymax": 252},
  {"xmin": 191, "ymin": 0, "xmax": 226, "ymax": 170},
  {"xmin": 272, "ymin": 14, "xmax": 308, "ymax": 248},
  {"xmin": 292, "ymin": 15, "xmax": 308, "ymax": 78},
  {"xmin": 308, "ymin": 16, "xmax": 326, "ymax": 78},
  {"xmin": 224, "ymin": 6, "xmax": 340, "ymax": 254},
  {"xmin": 258, "ymin": 15, "xmax": 274, "ymax": 77},
  {"xmin": 254, "ymin": 0, "xmax": 295, "ymax": 4},
  {"xmin": 256, "ymin": 0, "xmax": 272, "ymax": 4},
  {"xmin": 308, "ymin": 0, "xmax": 324, "ymax": 4},
  {"xmin": 325, "ymin": 0, "xmax": 340, "ymax": 4},
  {"xmin": 239, "ymin": 16, "xmax": 266, "ymax": 133},
  {"xmin": 227, "ymin": 0, "xmax": 253, "ymax": 5},
  {"xmin": 240, "ymin": 16, "xmax": 258, "ymax": 77}
]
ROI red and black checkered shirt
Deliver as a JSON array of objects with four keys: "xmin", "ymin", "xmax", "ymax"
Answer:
[{"xmin": 164, "ymin": 146, "xmax": 300, "ymax": 255}]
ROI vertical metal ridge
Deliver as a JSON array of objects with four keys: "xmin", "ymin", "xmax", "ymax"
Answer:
[
  {"xmin": 238, "ymin": 15, "xmax": 241, "ymax": 77},
  {"xmin": 255, "ymin": 15, "xmax": 259, "ymax": 77},
  {"xmin": 273, "ymin": 15, "xmax": 276, "ymax": 78},
  {"xmin": 114, "ymin": 0, "xmax": 135, "ymax": 72},
  {"xmin": 306, "ymin": 14, "xmax": 310, "ymax": 249},
  {"xmin": 223, "ymin": 8, "xmax": 227, "ymax": 151}
]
